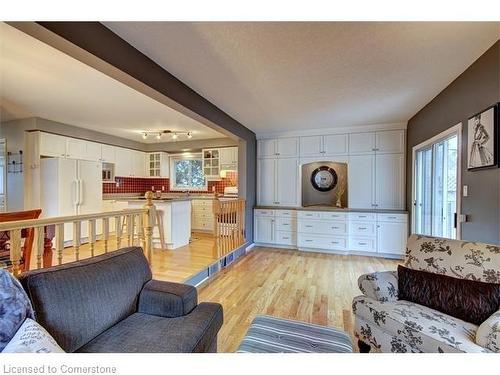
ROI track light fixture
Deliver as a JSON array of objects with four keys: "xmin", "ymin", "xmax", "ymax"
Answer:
[{"xmin": 140, "ymin": 130, "xmax": 193, "ymax": 142}]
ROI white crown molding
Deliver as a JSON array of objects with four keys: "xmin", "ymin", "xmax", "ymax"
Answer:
[{"xmin": 256, "ymin": 122, "xmax": 407, "ymax": 139}]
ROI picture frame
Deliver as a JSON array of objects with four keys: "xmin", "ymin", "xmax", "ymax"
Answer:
[{"xmin": 467, "ymin": 103, "xmax": 498, "ymax": 171}]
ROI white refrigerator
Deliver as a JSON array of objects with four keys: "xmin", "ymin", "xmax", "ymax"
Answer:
[{"xmin": 41, "ymin": 158, "xmax": 102, "ymax": 243}]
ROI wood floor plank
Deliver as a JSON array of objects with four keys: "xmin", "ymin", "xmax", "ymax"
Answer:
[{"xmin": 198, "ymin": 246, "xmax": 400, "ymax": 352}]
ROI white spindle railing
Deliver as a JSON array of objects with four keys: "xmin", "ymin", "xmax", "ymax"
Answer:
[{"xmin": 0, "ymin": 191, "xmax": 156, "ymax": 276}]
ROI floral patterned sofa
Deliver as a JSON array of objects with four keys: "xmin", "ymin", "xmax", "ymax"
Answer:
[{"xmin": 353, "ymin": 234, "xmax": 500, "ymax": 353}]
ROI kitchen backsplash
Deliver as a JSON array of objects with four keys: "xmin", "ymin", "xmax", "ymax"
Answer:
[{"xmin": 103, "ymin": 172, "xmax": 238, "ymax": 195}]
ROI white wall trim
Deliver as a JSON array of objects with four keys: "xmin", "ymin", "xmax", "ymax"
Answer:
[
  {"xmin": 411, "ymin": 122, "xmax": 462, "ymax": 239},
  {"xmin": 256, "ymin": 122, "xmax": 407, "ymax": 139}
]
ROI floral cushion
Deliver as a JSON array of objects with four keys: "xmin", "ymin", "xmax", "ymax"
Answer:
[
  {"xmin": 475, "ymin": 309, "xmax": 500, "ymax": 352},
  {"xmin": 353, "ymin": 296, "xmax": 488, "ymax": 353},
  {"xmin": 357, "ymin": 271, "xmax": 398, "ymax": 302},
  {"xmin": 405, "ymin": 234, "xmax": 500, "ymax": 283},
  {"xmin": 2, "ymin": 318, "xmax": 64, "ymax": 353}
]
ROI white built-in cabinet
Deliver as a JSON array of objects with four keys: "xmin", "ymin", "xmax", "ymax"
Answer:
[
  {"xmin": 191, "ymin": 198, "xmax": 214, "ymax": 232},
  {"xmin": 36, "ymin": 131, "xmax": 149, "ymax": 178},
  {"xmin": 254, "ymin": 208, "xmax": 408, "ymax": 259},
  {"xmin": 219, "ymin": 147, "xmax": 238, "ymax": 169},
  {"xmin": 257, "ymin": 129, "xmax": 405, "ymax": 210}
]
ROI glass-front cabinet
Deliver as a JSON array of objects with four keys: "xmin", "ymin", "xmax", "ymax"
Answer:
[
  {"xmin": 202, "ymin": 148, "xmax": 220, "ymax": 179},
  {"xmin": 147, "ymin": 152, "xmax": 169, "ymax": 177}
]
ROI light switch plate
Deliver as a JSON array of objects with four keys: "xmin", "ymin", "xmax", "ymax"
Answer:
[{"xmin": 463, "ymin": 185, "xmax": 468, "ymax": 197}]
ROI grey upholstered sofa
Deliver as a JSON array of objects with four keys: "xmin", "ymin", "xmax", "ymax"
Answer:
[{"xmin": 19, "ymin": 246, "xmax": 223, "ymax": 353}]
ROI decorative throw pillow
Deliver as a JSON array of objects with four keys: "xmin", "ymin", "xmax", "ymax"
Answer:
[
  {"xmin": 2, "ymin": 318, "xmax": 64, "ymax": 353},
  {"xmin": 0, "ymin": 269, "xmax": 35, "ymax": 351},
  {"xmin": 475, "ymin": 310, "xmax": 500, "ymax": 352},
  {"xmin": 398, "ymin": 265, "xmax": 500, "ymax": 325}
]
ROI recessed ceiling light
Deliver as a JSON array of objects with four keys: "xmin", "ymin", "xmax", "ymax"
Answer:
[
  {"xmin": 142, "ymin": 132, "xmax": 148, "ymax": 140},
  {"xmin": 156, "ymin": 133, "xmax": 162, "ymax": 140},
  {"xmin": 172, "ymin": 133, "xmax": 178, "ymax": 140},
  {"xmin": 187, "ymin": 132, "xmax": 193, "ymax": 139}
]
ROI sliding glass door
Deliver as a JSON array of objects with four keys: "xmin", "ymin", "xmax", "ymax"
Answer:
[{"xmin": 413, "ymin": 131, "xmax": 459, "ymax": 239}]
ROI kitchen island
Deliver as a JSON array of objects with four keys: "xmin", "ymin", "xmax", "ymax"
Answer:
[{"xmin": 126, "ymin": 197, "xmax": 192, "ymax": 250}]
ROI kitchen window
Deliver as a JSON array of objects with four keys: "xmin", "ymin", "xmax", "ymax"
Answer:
[{"xmin": 170, "ymin": 154, "xmax": 207, "ymax": 191}]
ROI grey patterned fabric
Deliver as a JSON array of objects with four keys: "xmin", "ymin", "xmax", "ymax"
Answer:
[
  {"xmin": 353, "ymin": 235, "xmax": 500, "ymax": 353},
  {"xmin": 358, "ymin": 271, "xmax": 398, "ymax": 302},
  {"xmin": 77, "ymin": 303, "xmax": 223, "ymax": 353},
  {"xmin": 476, "ymin": 309, "xmax": 500, "ymax": 352},
  {"xmin": 19, "ymin": 247, "xmax": 152, "ymax": 352},
  {"xmin": 0, "ymin": 269, "xmax": 34, "ymax": 351},
  {"xmin": 237, "ymin": 315, "xmax": 352, "ymax": 353},
  {"xmin": 405, "ymin": 234, "xmax": 500, "ymax": 282},
  {"xmin": 138, "ymin": 280, "xmax": 197, "ymax": 318}
]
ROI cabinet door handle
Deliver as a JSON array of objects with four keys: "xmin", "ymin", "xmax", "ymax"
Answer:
[
  {"xmin": 305, "ymin": 239, "xmax": 313, "ymax": 242},
  {"xmin": 331, "ymin": 241, "xmax": 339, "ymax": 244},
  {"xmin": 332, "ymin": 226, "xmax": 339, "ymax": 229},
  {"xmin": 388, "ymin": 216, "xmax": 396, "ymax": 219},
  {"xmin": 283, "ymin": 237, "xmax": 290, "ymax": 240},
  {"xmin": 358, "ymin": 227, "xmax": 367, "ymax": 230},
  {"xmin": 359, "ymin": 242, "xmax": 367, "ymax": 245},
  {"xmin": 358, "ymin": 215, "xmax": 367, "ymax": 218},
  {"xmin": 305, "ymin": 225, "xmax": 313, "ymax": 228},
  {"xmin": 282, "ymin": 223, "xmax": 290, "ymax": 226}
]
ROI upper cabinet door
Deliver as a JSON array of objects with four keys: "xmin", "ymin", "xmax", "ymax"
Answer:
[
  {"xmin": 132, "ymin": 151, "xmax": 146, "ymax": 177},
  {"xmin": 375, "ymin": 153, "xmax": 405, "ymax": 209},
  {"xmin": 349, "ymin": 132, "xmax": 376, "ymax": 154},
  {"xmin": 84, "ymin": 141, "xmax": 102, "ymax": 162},
  {"xmin": 257, "ymin": 139, "xmax": 276, "ymax": 158},
  {"xmin": 39, "ymin": 132, "xmax": 67, "ymax": 158},
  {"xmin": 299, "ymin": 136, "xmax": 323, "ymax": 157},
  {"xmin": 101, "ymin": 144, "xmax": 116, "ymax": 163},
  {"xmin": 257, "ymin": 158, "xmax": 276, "ymax": 205},
  {"xmin": 324, "ymin": 134, "xmax": 348, "ymax": 155},
  {"xmin": 276, "ymin": 158, "xmax": 299, "ymax": 206},
  {"xmin": 276, "ymin": 138, "xmax": 299, "ymax": 158},
  {"xmin": 375, "ymin": 130, "xmax": 405, "ymax": 153},
  {"xmin": 115, "ymin": 147, "xmax": 132, "ymax": 176},
  {"xmin": 348, "ymin": 154, "xmax": 375, "ymax": 209},
  {"xmin": 66, "ymin": 138, "xmax": 87, "ymax": 160},
  {"xmin": 219, "ymin": 147, "xmax": 238, "ymax": 165}
]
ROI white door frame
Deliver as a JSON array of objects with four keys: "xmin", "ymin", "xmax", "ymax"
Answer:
[{"xmin": 411, "ymin": 123, "xmax": 462, "ymax": 239}]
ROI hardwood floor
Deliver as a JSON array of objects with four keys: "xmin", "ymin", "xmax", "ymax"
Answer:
[
  {"xmin": 198, "ymin": 246, "xmax": 400, "ymax": 352},
  {"xmin": 33, "ymin": 231, "xmax": 217, "ymax": 283}
]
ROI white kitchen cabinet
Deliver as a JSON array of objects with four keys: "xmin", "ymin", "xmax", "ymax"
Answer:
[
  {"xmin": 66, "ymin": 137, "xmax": 87, "ymax": 160},
  {"xmin": 39, "ymin": 132, "xmax": 67, "ymax": 158},
  {"xmin": 114, "ymin": 147, "xmax": 131, "ymax": 177},
  {"xmin": 219, "ymin": 147, "xmax": 238, "ymax": 169},
  {"xmin": 376, "ymin": 130, "xmax": 405, "ymax": 154},
  {"xmin": 101, "ymin": 144, "xmax": 116, "ymax": 163},
  {"xmin": 192, "ymin": 199, "xmax": 214, "ymax": 232},
  {"xmin": 323, "ymin": 134, "xmax": 348, "ymax": 156},
  {"xmin": 276, "ymin": 158, "xmax": 299, "ymax": 206},
  {"xmin": 131, "ymin": 150, "xmax": 146, "ymax": 177},
  {"xmin": 257, "ymin": 139, "xmax": 277, "ymax": 158},
  {"xmin": 257, "ymin": 138, "xmax": 298, "ymax": 158},
  {"xmin": 85, "ymin": 141, "xmax": 102, "ymax": 162},
  {"xmin": 147, "ymin": 152, "xmax": 169, "ymax": 177},
  {"xmin": 254, "ymin": 215, "xmax": 275, "ymax": 244},
  {"xmin": 377, "ymin": 221, "xmax": 407, "ymax": 256},
  {"xmin": 257, "ymin": 158, "xmax": 276, "ymax": 206},
  {"xmin": 375, "ymin": 153, "xmax": 405, "ymax": 209},
  {"xmin": 348, "ymin": 154, "xmax": 375, "ymax": 209},
  {"xmin": 299, "ymin": 136, "xmax": 323, "ymax": 157},
  {"xmin": 349, "ymin": 132, "xmax": 376, "ymax": 154}
]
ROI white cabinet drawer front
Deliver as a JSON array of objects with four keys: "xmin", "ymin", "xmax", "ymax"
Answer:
[
  {"xmin": 255, "ymin": 209, "xmax": 275, "ymax": 217},
  {"xmin": 276, "ymin": 217, "xmax": 296, "ymax": 231},
  {"xmin": 298, "ymin": 220, "xmax": 316, "ymax": 233},
  {"xmin": 327, "ymin": 237, "xmax": 348, "ymax": 251},
  {"xmin": 275, "ymin": 209, "xmax": 297, "ymax": 218},
  {"xmin": 297, "ymin": 211, "xmax": 321, "ymax": 219},
  {"xmin": 319, "ymin": 221, "xmax": 348, "ymax": 235},
  {"xmin": 349, "ymin": 222, "xmax": 377, "ymax": 236},
  {"xmin": 193, "ymin": 206, "xmax": 213, "ymax": 213},
  {"xmin": 193, "ymin": 199, "xmax": 213, "ymax": 206},
  {"xmin": 275, "ymin": 231, "xmax": 297, "ymax": 246},
  {"xmin": 298, "ymin": 235, "xmax": 347, "ymax": 251},
  {"xmin": 320, "ymin": 212, "xmax": 347, "ymax": 221},
  {"xmin": 377, "ymin": 213, "xmax": 407, "ymax": 222},
  {"xmin": 349, "ymin": 212, "xmax": 376, "ymax": 221},
  {"xmin": 349, "ymin": 237, "xmax": 377, "ymax": 253}
]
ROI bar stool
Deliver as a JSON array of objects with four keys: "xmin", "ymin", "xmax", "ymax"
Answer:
[{"xmin": 120, "ymin": 210, "xmax": 166, "ymax": 250}]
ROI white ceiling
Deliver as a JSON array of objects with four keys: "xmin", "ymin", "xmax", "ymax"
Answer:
[
  {"xmin": 0, "ymin": 22, "xmax": 224, "ymax": 143},
  {"xmin": 105, "ymin": 22, "xmax": 500, "ymax": 134}
]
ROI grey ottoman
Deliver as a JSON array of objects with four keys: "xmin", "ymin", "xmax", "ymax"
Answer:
[{"xmin": 237, "ymin": 315, "xmax": 353, "ymax": 353}]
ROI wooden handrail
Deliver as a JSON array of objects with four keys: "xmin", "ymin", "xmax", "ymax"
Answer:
[
  {"xmin": 213, "ymin": 198, "xmax": 246, "ymax": 258},
  {"xmin": 1, "ymin": 192, "xmax": 157, "ymax": 276}
]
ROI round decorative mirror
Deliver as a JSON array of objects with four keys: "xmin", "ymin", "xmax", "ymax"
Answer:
[{"xmin": 310, "ymin": 166, "xmax": 338, "ymax": 192}]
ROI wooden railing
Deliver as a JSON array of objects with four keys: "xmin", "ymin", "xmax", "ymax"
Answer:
[
  {"xmin": 213, "ymin": 199, "xmax": 246, "ymax": 258},
  {"xmin": 0, "ymin": 192, "xmax": 156, "ymax": 276}
]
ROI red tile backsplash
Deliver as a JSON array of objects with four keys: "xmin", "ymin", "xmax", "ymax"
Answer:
[{"xmin": 103, "ymin": 172, "xmax": 238, "ymax": 195}]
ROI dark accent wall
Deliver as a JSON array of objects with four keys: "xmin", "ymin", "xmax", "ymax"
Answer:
[
  {"xmin": 32, "ymin": 22, "xmax": 257, "ymax": 242},
  {"xmin": 407, "ymin": 41, "xmax": 500, "ymax": 244}
]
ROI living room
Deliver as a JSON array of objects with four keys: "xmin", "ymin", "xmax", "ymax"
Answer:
[{"xmin": 1, "ymin": 1, "xmax": 500, "ymax": 374}]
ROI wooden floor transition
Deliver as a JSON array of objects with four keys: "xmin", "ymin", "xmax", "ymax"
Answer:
[
  {"xmin": 35, "ymin": 231, "xmax": 217, "ymax": 283},
  {"xmin": 198, "ymin": 247, "xmax": 400, "ymax": 353}
]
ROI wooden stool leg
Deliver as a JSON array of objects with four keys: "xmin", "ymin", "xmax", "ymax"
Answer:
[{"xmin": 156, "ymin": 211, "xmax": 166, "ymax": 250}]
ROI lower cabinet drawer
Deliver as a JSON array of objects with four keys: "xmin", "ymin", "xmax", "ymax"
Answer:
[
  {"xmin": 276, "ymin": 217, "xmax": 297, "ymax": 231},
  {"xmin": 349, "ymin": 221, "xmax": 376, "ymax": 236},
  {"xmin": 274, "ymin": 231, "xmax": 297, "ymax": 246},
  {"xmin": 298, "ymin": 235, "xmax": 347, "ymax": 251},
  {"xmin": 349, "ymin": 237, "xmax": 377, "ymax": 253}
]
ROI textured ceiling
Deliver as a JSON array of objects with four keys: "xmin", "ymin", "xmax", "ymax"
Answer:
[
  {"xmin": 105, "ymin": 22, "xmax": 500, "ymax": 134},
  {"xmin": 0, "ymin": 22, "xmax": 224, "ymax": 143}
]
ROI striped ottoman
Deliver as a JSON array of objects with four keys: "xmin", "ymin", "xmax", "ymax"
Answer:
[{"xmin": 237, "ymin": 315, "xmax": 352, "ymax": 353}]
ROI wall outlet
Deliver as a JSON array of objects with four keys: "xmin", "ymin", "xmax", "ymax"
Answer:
[
  {"xmin": 151, "ymin": 186, "xmax": 155, "ymax": 191},
  {"xmin": 162, "ymin": 186, "xmax": 165, "ymax": 191},
  {"xmin": 463, "ymin": 185, "xmax": 468, "ymax": 197}
]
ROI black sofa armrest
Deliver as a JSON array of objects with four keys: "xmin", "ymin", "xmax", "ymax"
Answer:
[{"xmin": 138, "ymin": 280, "xmax": 198, "ymax": 318}]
